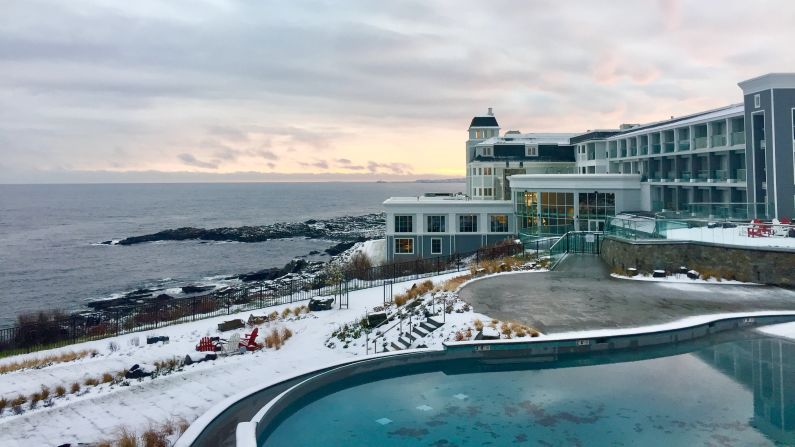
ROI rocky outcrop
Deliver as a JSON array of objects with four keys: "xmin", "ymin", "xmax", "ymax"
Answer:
[{"xmin": 116, "ymin": 214, "xmax": 384, "ymax": 245}]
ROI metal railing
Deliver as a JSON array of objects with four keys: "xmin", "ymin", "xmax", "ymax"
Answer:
[
  {"xmin": 549, "ymin": 231, "xmax": 603, "ymax": 269},
  {"xmin": 0, "ymin": 242, "xmax": 524, "ymax": 357}
]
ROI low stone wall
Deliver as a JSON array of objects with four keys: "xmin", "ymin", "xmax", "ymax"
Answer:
[{"xmin": 600, "ymin": 236, "xmax": 795, "ymax": 287}]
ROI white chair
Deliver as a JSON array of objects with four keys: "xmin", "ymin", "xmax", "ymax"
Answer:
[{"xmin": 221, "ymin": 333, "xmax": 242, "ymax": 355}]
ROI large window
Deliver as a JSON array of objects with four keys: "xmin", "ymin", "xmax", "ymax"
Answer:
[
  {"xmin": 427, "ymin": 215, "xmax": 446, "ymax": 233},
  {"xmin": 430, "ymin": 238, "xmax": 442, "ymax": 254},
  {"xmin": 459, "ymin": 215, "xmax": 478, "ymax": 232},
  {"xmin": 490, "ymin": 214, "xmax": 509, "ymax": 232},
  {"xmin": 394, "ymin": 215, "xmax": 413, "ymax": 233},
  {"xmin": 578, "ymin": 192, "xmax": 616, "ymax": 222},
  {"xmin": 394, "ymin": 238, "xmax": 413, "ymax": 254}
]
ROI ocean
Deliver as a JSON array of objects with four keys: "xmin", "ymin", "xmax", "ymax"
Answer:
[{"xmin": 0, "ymin": 182, "xmax": 464, "ymax": 327}]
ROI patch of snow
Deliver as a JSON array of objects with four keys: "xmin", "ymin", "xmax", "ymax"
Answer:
[
  {"xmin": 481, "ymin": 327, "xmax": 500, "ymax": 338},
  {"xmin": 758, "ymin": 322, "xmax": 795, "ymax": 340},
  {"xmin": 664, "ymin": 226, "xmax": 795, "ymax": 249},
  {"xmin": 610, "ymin": 272, "xmax": 756, "ymax": 285}
]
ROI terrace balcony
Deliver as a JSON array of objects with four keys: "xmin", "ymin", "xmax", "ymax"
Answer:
[
  {"xmin": 694, "ymin": 137, "xmax": 708, "ymax": 149},
  {"xmin": 711, "ymin": 135, "xmax": 726, "ymax": 147},
  {"xmin": 730, "ymin": 131, "xmax": 745, "ymax": 146},
  {"xmin": 696, "ymin": 170, "xmax": 709, "ymax": 182},
  {"xmin": 651, "ymin": 144, "xmax": 661, "ymax": 154},
  {"xmin": 712, "ymin": 169, "xmax": 727, "ymax": 182},
  {"xmin": 678, "ymin": 140, "xmax": 690, "ymax": 151},
  {"xmin": 678, "ymin": 171, "xmax": 692, "ymax": 182},
  {"xmin": 663, "ymin": 142, "xmax": 675, "ymax": 153},
  {"xmin": 639, "ymin": 146, "xmax": 648, "ymax": 156}
]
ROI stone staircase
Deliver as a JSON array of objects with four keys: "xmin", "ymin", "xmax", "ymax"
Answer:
[{"xmin": 388, "ymin": 317, "xmax": 444, "ymax": 351}]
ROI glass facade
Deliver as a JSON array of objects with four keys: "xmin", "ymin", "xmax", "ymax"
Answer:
[{"xmin": 516, "ymin": 190, "xmax": 616, "ymax": 236}]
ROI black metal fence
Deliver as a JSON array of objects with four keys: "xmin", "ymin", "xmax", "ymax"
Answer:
[{"xmin": 0, "ymin": 242, "xmax": 525, "ymax": 357}]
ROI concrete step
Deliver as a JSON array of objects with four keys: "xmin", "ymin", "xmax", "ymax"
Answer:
[
  {"xmin": 389, "ymin": 342, "xmax": 402, "ymax": 351},
  {"xmin": 426, "ymin": 317, "xmax": 444, "ymax": 328},
  {"xmin": 395, "ymin": 337, "xmax": 412, "ymax": 349},
  {"xmin": 413, "ymin": 326, "xmax": 429, "ymax": 337}
]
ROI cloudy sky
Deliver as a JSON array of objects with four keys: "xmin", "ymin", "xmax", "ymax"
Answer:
[{"xmin": 1, "ymin": 0, "xmax": 794, "ymax": 183}]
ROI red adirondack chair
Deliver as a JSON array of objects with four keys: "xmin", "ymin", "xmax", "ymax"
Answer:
[
  {"xmin": 239, "ymin": 327, "xmax": 262, "ymax": 351},
  {"xmin": 195, "ymin": 336, "xmax": 218, "ymax": 352}
]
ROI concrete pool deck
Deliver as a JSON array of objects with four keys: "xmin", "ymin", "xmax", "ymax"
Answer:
[{"xmin": 459, "ymin": 254, "xmax": 795, "ymax": 334}]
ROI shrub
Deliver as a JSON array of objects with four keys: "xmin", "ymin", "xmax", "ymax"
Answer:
[
  {"xmin": 13, "ymin": 309, "xmax": 68, "ymax": 349},
  {"xmin": 102, "ymin": 372, "xmax": 114, "ymax": 384},
  {"xmin": 141, "ymin": 425, "xmax": 168, "ymax": 447},
  {"xmin": 282, "ymin": 327, "xmax": 293, "ymax": 341},
  {"xmin": 70, "ymin": 382, "xmax": 81, "ymax": 394},
  {"xmin": 345, "ymin": 252, "xmax": 373, "ymax": 279},
  {"xmin": 116, "ymin": 426, "xmax": 139, "ymax": 447},
  {"xmin": 473, "ymin": 319, "xmax": 484, "ymax": 331},
  {"xmin": 55, "ymin": 385, "xmax": 66, "ymax": 398},
  {"xmin": 268, "ymin": 311, "xmax": 279, "ymax": 320},
  {"xmin": 85, "ymin": 377, "xmax": 99, "ymax": 387},
  {"xmin": 454, "ymin": 331, "xmax": 464, "ymax": 341},
  {"xmin": 292, "ymin": 307, "xmax": 302, "ymax": 317},
  {"xmin": 108, "ymin": 341, "xmax": 120, "ymax": 352},
  {"xmin": 0, "ymin": 397, "xmax": 6, "ymax": 414},
  {"xmin": 0, "ymin": 349, "xmax": 98, "ymax": 375},
  {"xmin": 441, "ymin": 275, "xmax": 471, "ymax": 292},
  {"xmin": 280, "ymin": 308, "xmax": 291, "ymax": 318}
]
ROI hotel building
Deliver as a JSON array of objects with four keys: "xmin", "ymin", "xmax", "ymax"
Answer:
[{"xmin": 384, "ymin": 73, "xmax": 795, "ymax": 261}]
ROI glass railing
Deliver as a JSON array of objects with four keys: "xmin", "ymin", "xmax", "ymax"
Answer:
[
  {"xmin": 630, "ymin": 147, "xmax": 637, "ymax": 156},
  {"xmin": 609, "ymin": 149, "xmax": 617, "ymax": 158},
  {"xmin": 730, "ymin": 132, "xmax": 745, "ymax": 146},
  {"xmin": 652, "ymin": 144, "xmax": 661, "ymax": 154},
  {"xmin": 695, "ymin": 170, "xmax": 708, "ymax": 181},
  {"xmin": 640, "ymin": 146, "xmax": 648, "ymax": 155},
  {"xmin": 713, "ymin": 170, "xmax": 727, "ymax": 181},
  {"xmin": 663, "ymin": 142, "xmax": 675, "ymax": 153},
  {"xmin": 678, "ymin": 140, "xmax": 690, "ymax": 151},
  {"xmin": 620, "ymin": 149, "xmax": 627, "ymax": 157},
  {"xmin": 711, "ymin": 135, "xmax": 726, "ymax": 147},
  {"xmin": 735, "ymin": 168, "xmax": 746, "ymax": 182},
  {"xmin": 680, "ymin": 171, "xmax": 691, "ymax": 181},
  {"xmin": 666, "ymin": 172, "xmax": 677, "ymax": 182},
  {"xmin": 694, "ymin": 137, "xmax": 708, "ymax": 149}
]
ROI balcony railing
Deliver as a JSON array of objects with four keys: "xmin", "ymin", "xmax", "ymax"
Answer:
[
  {"xmin": 640, "ymin": 146, "xmax": 648, "ymax": 155},
  {"xmin": 713, "ymin": 170, "xmax": 727, "ymax": 181},
  {"xmin": 678, "ymin": 140, "xmax": 690, "ymax": 151},
  {"xmin": 711, "ymin": 135, "xmax": 726, "ymax": 147},
  {"xmin": 652, "ymin": 144, "xmax": 661, "ymax": 154},
  {"xmin": 694, "ymin": 137, "xmax": 708, "ymax": 149},
  {"xmin": 679, "ymin": 171, "xmax": 692, "ymax": 181},
  {"xmin": 630, "ymin": 147, "xmax": 637, "ymax": 156},
  {"xmin": 609, "ymin": 149, "xmax": 617, "ymax": 158},
  {"xmin": 696, "ymin": 170, "xmax": 709, "ymax": 181},
  {"xmin": 663, "ymin": 142, "xmax": 675, "ymax": 153},
  {"xmin": 735, "ymin": 168, "xmax": 746, "ymax": 182},
  {"xmin": 620, "ymin": 149, "xmax": 627, "ymax": 157},
  {"xmin": 666, "ymin": 171, "xmax": 677, "ymax": 182},
  {"xmin": 730, "ymin": 132, "xmax": 745, "ymax": 146}
]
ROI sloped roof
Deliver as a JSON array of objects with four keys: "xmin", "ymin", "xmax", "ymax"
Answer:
[{"xmin": 469, "ymin": 116, "xmax": 499, "ymax": 128}]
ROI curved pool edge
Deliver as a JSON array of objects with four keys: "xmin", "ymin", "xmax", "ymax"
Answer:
[{"xmin": 178, "ymin": 311, "xmax": 795, "ymax": 447}]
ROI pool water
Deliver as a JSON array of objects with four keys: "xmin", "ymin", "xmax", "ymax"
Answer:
[{"xmin": 261, "ymin": 336, "xmax": 795, "ymax": 446}]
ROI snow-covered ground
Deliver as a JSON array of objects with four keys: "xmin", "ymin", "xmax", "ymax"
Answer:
[
  {"xmin": 664, "ymin": 226, "xmax": 795, "ymax": 248},
  {"xmin": 611, "ymin": 272, "xmax": 756, "ymax": 285},
  {"xmin": 757, "ymin": 321, "xmax": 795, "ymax": 340},
  {"xmin": 0, "ymin": 271, "xmax": 488, "ymax": 446}
]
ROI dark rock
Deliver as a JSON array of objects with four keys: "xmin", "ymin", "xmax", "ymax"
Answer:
[
  {"xmin": 309, "ymin": 297, "xmax": 335, "ymax": 311},
  {"xmin": 181, "ymin": 285, "xmax": 214, "ymax": 294},
  {"xmin": 687, "ymin": 270, "xmax": 700, "ymax": 280},
  {"xmin": 154, "ymin": 293, "xmax": 173, "ymax": 301},
  {"xmin": 217, "ymin": 319, "xmax": 245, "ymax": 332},
  {"xmin": 308, "ymin": 250, "xmax": 321, "ymax": 255},
  {"xmin": 125, "ymin": 364, "xmax": 152, "ymax": 379},
  {"xmin": 146, "ymin": 335, "xmax": 169, "ymax": 344},
  {"xmin": 100, "ymin": 240, "xmax": 114, "ymax": 245},
  {"xmin": 652, "ymin": 270, "xmax": 666, "ymax": 278},
  {"xmin": 325, "ymin": 239, "xmax": 363, "ymax": 256},
  {"xmin": 367, "ymin": 311, "xmax": 388, "ymax": 327}
]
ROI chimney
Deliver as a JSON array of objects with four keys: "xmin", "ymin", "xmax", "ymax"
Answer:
[{"xmin": 487, "ymin": 107, "xmax": 493, "ymax": 116}]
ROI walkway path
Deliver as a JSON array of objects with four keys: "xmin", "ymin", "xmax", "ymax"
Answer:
[{"xmin": 459, "ymin": 254, "xmax": 795, "ymax": 333}]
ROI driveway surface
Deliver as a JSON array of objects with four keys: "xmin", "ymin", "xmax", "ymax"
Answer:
[{"xmin": 459, "ymin": 254, "xmax": 795, "ymax": 333}]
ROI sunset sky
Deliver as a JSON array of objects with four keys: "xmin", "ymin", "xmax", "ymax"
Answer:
[{"xmin": 2, "ymin": 0, "xmax": 795, "ymax": 183}]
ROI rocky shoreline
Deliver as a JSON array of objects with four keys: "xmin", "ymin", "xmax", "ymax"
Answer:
[
  {"xmin": 83, "ymin": 214, "xmax": 385, "ymax": 317},
  {"xmin": 107, "ymin": 213, "xmax": 384, "ymax": 245}
]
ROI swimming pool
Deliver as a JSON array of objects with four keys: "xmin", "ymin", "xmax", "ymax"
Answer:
[{"xmin": 259, "ymin": 335, "xmax": 795, "ymax": 446}]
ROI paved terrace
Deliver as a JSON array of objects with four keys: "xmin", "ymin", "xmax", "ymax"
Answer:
[{"xmin": 459, "ymin": 255, "xmax": 795, "ymax": 334}]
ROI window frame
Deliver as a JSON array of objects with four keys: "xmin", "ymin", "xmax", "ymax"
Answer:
[
  {"xmin": 426, "ymin": 215, "xmax": 446, "ymax": 233},
  {"xmin": 430, "ymin": 237, "xmax": 442, "ymax": 255},
  {"xmin": 525, "ymin": 145, "xmax": 538, "ymax": 157},
  {"xmin": 394, "ymin": 238, "xmax": 414, "ymax": 254},
  {"xmin": 394, "ymin": 215, "xmax": 413, "ymax": 233},
  {"xmin": 489, "ymin": 214, "xmax": 509, "ymax": 233},
  {"xmin": 458, "ymin": 214, "xmax": 479, "ymax": 233}
]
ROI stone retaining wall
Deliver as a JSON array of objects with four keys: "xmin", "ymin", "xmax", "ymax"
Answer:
[{"xmin": 600, "ymin": 236, "xmax": 795, "ymax": 287}]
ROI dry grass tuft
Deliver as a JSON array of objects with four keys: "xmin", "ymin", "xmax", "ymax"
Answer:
[
  {"xmin": 292, "ymin": 306, "xmax": 302, "ymax": 317},
  {"xmin": 141, "ymin": 425, "xmax": 168, "ymax": 447},
  {"xmin": 116, "ymin": 426, "xmax": 139, "ymax": 447},
  {"xmin": 280, "ymin": 307, "xmax": 292, "ymax": 318},
  {"xmin": 394, "ymin": 280, "xmax": 434, "ymax": 307},
  {"xmin": 441, "ymin": 275, "xmax": 472, "ymax": 292},
  {"xmin": 54, "ymin": 385, "xmax": 66, "ymax": 398},
  {"xmin": 0, "ymin": 397, "xmax": 7, "ymax": 414},
  {"xmin": 101, "ymin": 372, "xmax": 114, "ymax": 384},
  {"xmin": 0, "ymin": 349, "xmax": 98, "ymax": 375},
  {"xmin": 470, "ymin": 257, "xmax": 525, "ymax": 275},
  {"xmin": 84, "ymin": 377, "xmax": 99, "ymax": 387},
  {"xmin": 70, "ymin": 382, "xmax": 81, "ymax": 394},
  {"xmin": 39, "ymin": 385, "xmax": 50, "ymax": 400}
]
